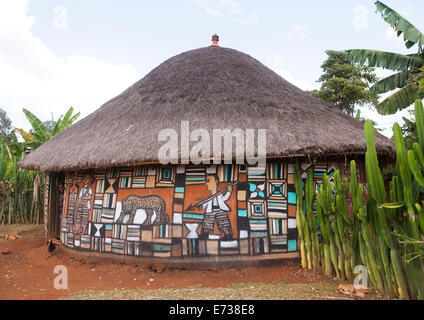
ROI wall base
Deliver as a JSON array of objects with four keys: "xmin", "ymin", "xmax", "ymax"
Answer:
[{"xmin": 58, "ymin": 245, "xmax": 300, "ymax": 270}]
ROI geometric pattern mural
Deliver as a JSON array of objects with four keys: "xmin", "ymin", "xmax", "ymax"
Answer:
[{"xmin": 60, "ymin": 162, "xmax": 338, "ymax": 258}]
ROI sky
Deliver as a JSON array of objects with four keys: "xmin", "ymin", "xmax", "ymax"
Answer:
[{"xmin": 1, "ymin": 0, "xmax": 424, "ymax": 138}]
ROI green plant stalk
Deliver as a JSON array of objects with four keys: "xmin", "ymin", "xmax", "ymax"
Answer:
[
  {"xmin": 329, "ymin": 232, "xmax": 340, "ymax": 279},
  {"xmin": 316, "ymin": 198, "xmax": 332, "ymax": 276},
  {"xmin": 415, "ymin": 204, "xmax": 424, "ymax": 234},
  {"xmin": 312, "ymin": 230, "xmax": 321, "ymax": 273},
  {"xmin": 329, "ymin": 215, "xmax": 344, "ymax": 280},
  {"xmin": 361, "ymin": 224, "xmax": 385, "ymax": 293},
  {"xmin": 378, "ymin": 206, "xmax": 414, "ymax": 299},
  {"xmin": 304, "ymin": 225, "xmax": 312, "ymax": 270},
  {"xmin": 415, "ymin": 99, "xmax": 424, "ymax": 151},
  {"xmin": 378, "ymin": 238, "xmax": 395, "ymax": 298},
  {"xmin": 358, "ymin": 232, "xmax": 377, "ymax": 288},
  {"xmin": 8, "ymin": 200, "xmax": 12, "ymax": 225},
  {"xmin": 394, "ymin": 123, "xmax": 419, "ymax": 238},
  {"xmin": 365, "ymin": 120, "xmax": 413, "ymax": 298},
  {"xmin": 374, "ymin": 235, "xmax": 386, "ymax": 293},
  {"xmin": 391, "ymin": 248, "xmax": 411, "ymax": 300},
  {"xmin": 391, "ymin": 265, "xmax": 399, "ymax": 298},
  {"xmin": 295, "ymin": 164, "xmax": 307, "ymax": 269},
  {"xmin": 305, "ymin": 169, "xmax": 316, "ymax": 271}
]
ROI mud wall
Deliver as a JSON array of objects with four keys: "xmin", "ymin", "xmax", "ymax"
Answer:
[{"xmin": 59, "ymin": 162, "xmax": 343, "ymax": 259}]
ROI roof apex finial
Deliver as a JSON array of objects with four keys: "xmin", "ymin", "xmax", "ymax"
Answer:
[{"xmin": 211, "ymin": 33, "xmax": 219, "ymax": 47}]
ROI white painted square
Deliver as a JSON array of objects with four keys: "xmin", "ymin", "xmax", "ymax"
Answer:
[
  {"xmin": 239, "ymin": 230, "xmax": 248, "ymax": 239},
  {"xmin": 173, "ymin": 213, "xmax": 182, "ymax": 224},
  {"xmin": 176, "ymin": 166, "xmax": 185, "ymax": 174},
  {"xmin": 206, "ymin": 165, "xmax": 217, "ymax": 174},
  {"xmin": 220, "ymin": 240, "xmax": 238, "ymax": 248},
  {"xmin": 288, "ymin": 218, "xmax": 296, "ymax": 229}
]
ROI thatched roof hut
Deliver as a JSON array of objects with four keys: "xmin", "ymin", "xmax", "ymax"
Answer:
[
  {"xmin": 20, "ymin": 37, "xmax": 395, "ymax": 268},
  {"xmin": 19, "ymin": 44, "xmax": 394, "ymax": 172}
]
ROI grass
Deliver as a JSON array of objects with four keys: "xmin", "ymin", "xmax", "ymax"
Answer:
[
  {"xmin": 0, "ymin": 224, "xmax": 43, "ymax": 242},
  {"xmin": 62, "ymin": 282, "xmax": 383, "ymax": 300}
]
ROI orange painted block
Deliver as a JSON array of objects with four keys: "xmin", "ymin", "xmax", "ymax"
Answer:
[
  {"xmin": 153, "ymin": 251, "xmax": 171, "ymax": 258},
  {"xmin": 238, "ymin": 201, "xmax": 247, "ymax": 210},
  {"xmin": 141, "ymin": 250, "xmax": 152, "ymax": 257},
  {"xmin": 173, "ymin": 203, "xmax": 183, "ymax": 212},
  {"xmin": 141, "ymin": 230, "xmax": 153, "ymax": 242},
  {"xmin": 237, "ymin": 190, "xmax": 246, "ymax": 201},
  {"xmin": 288, "ymin": 205, "xmax": 297, "ymax": 217},
  {"xmin": 240, "ymin": 239, "xmax": 249, "ymax": 254},
  {"xmin": 174, "ymin": 192, "xmax": 184, "ymax": 199},
  {"xmin": 172, "ymin": 225, "xmax": 182, "ymax": 238},
  {"xmin": 172, "ymin": 243, "xmax": 182, "ymax": 257},
  {"xmin": 146, "ymin": 175, "xmax": 155, "ymax": 188},
  {"xmin": 206, "ymin": 240, "xmax": 218, "ymax": 255}
]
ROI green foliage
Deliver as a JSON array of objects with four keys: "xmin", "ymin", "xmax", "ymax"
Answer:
[
  {"xmin": 347, "ymin": 1, "xmax": 424, "ymax": 115},
  {"xmin": 0, "ymin": 141, "xmax": 44, "ymax": 224},
  {"xmin": 0, "ymin": 108, "xmax": 12, "ymax": 144},
  {"xmin": 309, "ymin": 50, "xmax": 379, "ymax": 116},
  {"xmin": 15, "ymin": 106, "xmax": 80, "ymax": 150},
  {"xmin": 377, "ymin": 83, "xmax": 421, "ymax": 115},
  {"xmin": 348, "ymin": 49, "xmax": 423, "ymax": 71},
  {"xmin": 0, "ymin": 106, "xmax": 80, "ymax": 225},
  {"xmin": 401, "ymin": 112, "xmax": 418, "ymax": 150},
  {"xmin": 375, "ymin": 0, "xmax": 424, "ymax": 50},
  {"xmin": 371, "ymin": 70, "xmax": 412, "ymax": 94},
  {"xmin": 295, "ymin": 99, "xmax": 424, "ymax": 299}
]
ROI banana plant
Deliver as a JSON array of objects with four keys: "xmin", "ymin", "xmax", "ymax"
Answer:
[
  {"xmin": 15, "ymin": 107, "xmax": 80, "ymax": 150},
  {"xmin": 347, "ymin": 1, "xmax": 424, "ymax": 114}
]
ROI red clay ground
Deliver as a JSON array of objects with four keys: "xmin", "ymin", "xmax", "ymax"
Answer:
[{"xmin": 0, "ymin": 225, "xmax": 383, "ymax": 300}]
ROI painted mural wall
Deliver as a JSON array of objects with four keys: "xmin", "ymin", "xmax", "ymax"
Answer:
[{"xmin": 60, "ymin": 162, "xmax": 341, "ymax": 258}]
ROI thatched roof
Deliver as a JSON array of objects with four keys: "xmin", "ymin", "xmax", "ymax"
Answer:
[{"xmin": 19, "ymin": 46, "xmax": 395, "ymax": 172}]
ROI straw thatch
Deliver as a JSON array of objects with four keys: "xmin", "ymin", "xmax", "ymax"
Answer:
[{"xmin": 19, "ymin": 46, "xmax": 395, "ymax": 172}]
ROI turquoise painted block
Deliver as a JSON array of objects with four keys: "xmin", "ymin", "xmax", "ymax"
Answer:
[
  {"xmin": 183, "ymin": 213, "xmax": 204, "ymax": 220},
  {"xmin": 238, "ymin": 209, "xmax": 247, "ymax": 217},
  {"xmin": 153, "ymin": 244, "xmax": 171, "ymax": 252},
  {"xmin": 174, "ymin": 187, "xmax": 185, "ymax": 193},
  {"xmin": 251, "ymin": 231, "xmax": 267, "ymax": 236},
  {"xmin": 249, "ymin": 219, "xmax": 267, "ymax": 224},
  {"xmin": 288, "ymin": 239, "xmax": 297, "ymax": 252},
  {"xmin": 288, "ymin": 192, "xmax": 297, "ymax": 204}
]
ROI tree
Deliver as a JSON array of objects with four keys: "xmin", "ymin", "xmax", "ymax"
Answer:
[
  {"xmin": 15, "ymin": 107, "xmax": 80, "ymax": 151},
  {"xmin": 348, "ymin": 1, "xmax": 424, "ymax": 115},
  {"xmin": 0, "ymin": 108, "xmax": 12, "ymax": 143},
  {"xmin": 309, "ymin": 50, "xmax": 379, "ymax": 116}
]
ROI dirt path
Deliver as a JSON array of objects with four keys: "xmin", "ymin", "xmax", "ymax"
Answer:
[{"xmin": 0, "ymin": 225, "xmax": 381, "ymax": 300}]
